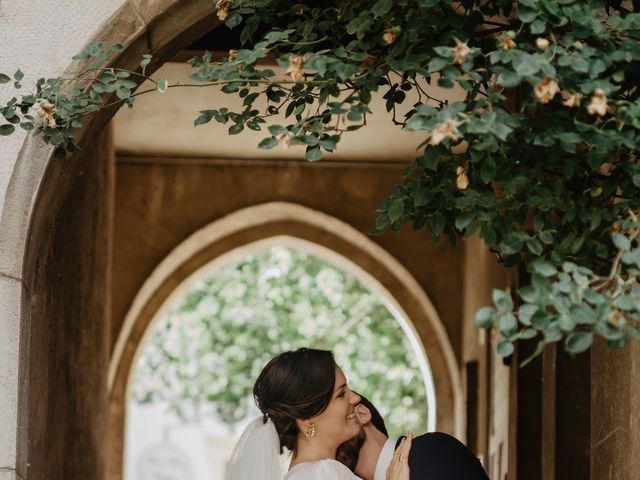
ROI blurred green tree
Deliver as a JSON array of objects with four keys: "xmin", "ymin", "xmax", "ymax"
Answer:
[{"xmin": 132, "ymin": 245, "xmax": 429, "ymax": 437}]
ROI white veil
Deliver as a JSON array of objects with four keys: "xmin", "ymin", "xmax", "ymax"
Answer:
[{"xmin": 224, "ymin": 416, "xmax": 284, "ymax": 480}]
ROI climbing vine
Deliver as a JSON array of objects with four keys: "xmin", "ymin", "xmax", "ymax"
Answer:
[{"xmin": 1, "ymin": 0, "xmax": 639, "ymax": 361}]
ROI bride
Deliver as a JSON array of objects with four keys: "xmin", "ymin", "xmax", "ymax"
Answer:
[{"xmin": 225, "ymin": 348, "xmax": 412, "ymax": 480}]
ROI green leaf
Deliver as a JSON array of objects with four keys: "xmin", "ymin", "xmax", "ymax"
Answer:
[
  {"xmin": 455, "ymin": 212, "xmax": 475, "ymax": 231},
  {"xmin": 493, "ymin": 289, "xmax": 513, "ymax": 312},
  {"xmin": 526, "ymin": 238, "xmax": 544, "ymax": 255},
  {"xmin": 500, "ymin": 313, "xmax": 518, "ymax": 333},
  {"xmin": 258, "ymin": 137, "xmax": 279, "ymax": 150},
  {"xmin": 531, "ymin": 259, "xmax": 556, "ymax": 277},
  {"xmin": 612, "ymin": 233, "xmax": 631, "ymax": 251},
  {"xmin": 14, "ymin": 69, "xmax": 24, "ymax": 81},
  {"xmin": 530, "ymin": 310, "xmax": 551, "ymax": 330},
  {"xmin": 475, "ymin": 306, "xmax": 497, "ymax": 328},
  {"xmin": 428, "ymin": 57, "xmax": 448, "ymax": 73},
  {"xmin": 500, "ymin": 234, "xmax": 523, "ymax": 255},
  {"xmin": 480, "ymin": 157, "xmax": 497, "ymax": 182},
  {"xmin": 194, "ymin": 112, "xmax": 213, "ymax": 126},
  {"xmin": 225, "ymin": 12, "xmax": 243, "ymax": 28},
  {"xmin": 268, "ymin": 125, "xmax": 288, "ymax": 136},
  {"xmin": 371, "ymin": 0, "xmax": 393, "ymax": 17},
  {"xmin": 539, "ymin": 231, "xmax": 554, "ymax": 244},
  {"xmin": 430, "ymin": 211, "xmax": 445, "ymax": 238},
  {"xmin": 116, "ymin": 86, "xmax": 131, "ymax": 100},
  {"xmin": 496, "ymin": 71, "xmax": 522, "ymax": 88},
  {"xmin": 497, "ymin": 340, "xmax": 515, "ymax": 357},
  {"xmin": 305, "ymin": 145, "xmax": 323, "ymax": 161},
  {"xmin": 0, "ymin": 124, "xmax": 16, "ymax": 136},
  {"xmin": 565, "ymin": 331, "xmax": 593, "ymax": 354},
  {"xmin": 140, "ymin": 54, "xmax": 152, "ymax": 74},
  {"xmin": 518, "ymin": 304, "xmax": 539, "ymax": 325},
  {"xmin": 156, "ymin": 79, "xmax": 168, "ymax": 93},
  {"xmin": 228, "ymin": 124, "xmax": 244, "ymax": 135},
  {"xmin": 0, "ymin": 73, "xmax": 10, "ymax": 84},
  {"xmin": 570, "ymin": 304, "xmax": 597, "ymax": 325},
  {"xmin": 388, "ymin": 198, "xmax": 405, "ymax": 223},
  {"xmin": 530, "ymin": 18, "xmax": 547, "ymax": 34}
]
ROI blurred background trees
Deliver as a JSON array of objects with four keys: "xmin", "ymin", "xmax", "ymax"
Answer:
[{"xmin": 132, "ymin": 245, "xmax": 429, "ymax": 437}]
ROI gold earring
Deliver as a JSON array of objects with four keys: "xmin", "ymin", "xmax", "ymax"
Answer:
[{"xmin": 306, "ymin": 423, "xmax": 316, "ymax": 437}]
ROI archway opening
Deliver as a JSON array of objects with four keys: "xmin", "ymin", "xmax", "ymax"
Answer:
[{"xmin": 124, "ymin": 239, "xmax": 435, "ymax": 479}]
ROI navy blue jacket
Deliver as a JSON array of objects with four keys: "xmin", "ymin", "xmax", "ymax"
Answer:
[{"xmin": 396, "ymin": 433, "xmax": 490, "ymax": 479}]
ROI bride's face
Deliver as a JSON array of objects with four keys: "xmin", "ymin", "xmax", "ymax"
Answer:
[{"xmin": 309, "ymin": 367, "xmax": 361, "ymax": 446}]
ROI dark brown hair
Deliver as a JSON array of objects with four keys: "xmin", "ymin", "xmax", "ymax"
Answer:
[{"xmin": 253, "ymin": 348, "xmax": 336, "ymax": 453}]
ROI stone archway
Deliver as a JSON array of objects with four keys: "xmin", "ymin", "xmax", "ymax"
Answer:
[
  {"xmin": 0, "ymin": 2, "xmax": 222, "ymax": 479},
  {"xmin": 0, "ymin": 3, "xmax": 474, "ymax": 480},
  {"xmin": 108, "ymin": 202, "xmax": 463, "ymax": 479}
]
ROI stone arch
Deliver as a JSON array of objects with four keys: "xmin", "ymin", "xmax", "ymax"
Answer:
[
  {"xmin": 1, "ymin": 2, "xmax": 220, "ymax": 479},
  {"xmin": 109, "ymin": 202, "xmax": 463, "ymax": 478},
  {"xmin": 0, "ymin": 3, "xmax": 464, "ymax": 480}
]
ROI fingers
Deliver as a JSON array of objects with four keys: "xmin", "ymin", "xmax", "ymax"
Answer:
[
  {"xmin": 398, "ymin": 432, "xmax": 413, "ymax": 459},
  {"xmin": 386, "ymin": 433, "xmax": 413, "ymax": 480}
]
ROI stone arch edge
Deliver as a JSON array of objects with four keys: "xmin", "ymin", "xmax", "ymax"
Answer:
[
  {"xmin": 109, "ymin": 202, "xmax": 464, "ymax": 447},
  {"xmin": 0, "ymin": 1, "xmax": 218, "ymax": 476}
]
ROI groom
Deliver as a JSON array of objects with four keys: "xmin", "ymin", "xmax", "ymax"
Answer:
[{"xmin": 337, "ymin": 395, "xmax": 490, "ymax": 480}]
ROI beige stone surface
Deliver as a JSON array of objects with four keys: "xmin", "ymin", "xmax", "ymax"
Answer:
[
  {"xmin": 0, "ymin": 1, "xmax": 125, "ymax": 472},
  {"xmin": 0, "ymin": 276, "xmax": 23, "ymax": 469},
  {"xmin": 0, "ymin": 469, "xmax": 22, "ymax": 480},
  {"xmin": 0, "ymin": 0, "xmax": 125, "ymax": 214},
  {"xmin": 113, "ymin": 63, "xmax": 466, "ymax": 161}
]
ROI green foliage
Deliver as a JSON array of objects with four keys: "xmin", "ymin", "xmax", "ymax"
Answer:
[
  {"xmin": 1, "ymin": 0, "xmax": 640, "ymax": 359},
  {"xmin": 478, "ymin": 211, "xmax": 640, "ymax": 365},
  {"xmin": 132, "ymin": 246, "xmax": 429, "ymax": 436}
]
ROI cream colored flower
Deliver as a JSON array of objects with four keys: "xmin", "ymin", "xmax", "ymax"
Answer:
[
  {"xmin": 501, "ymin": 33, "xmax": 517, "ymax": 50},
  {"xmin": 536, "ymin": 38, "xmax": 550, "ymax": 51},
  {"xmin": 37, "ymin": 99, "xmax": 57, "ymax": 127},
  {"xmin": 228, "ymin": 49, "xmax": 238, "ymax": 61},
  {"xmin": 216, "ymin": 0, "xmax": 229, "ymax": 21},
  {"xmin": 454, "ymin": 41, "xmax": 472, "ymax": 65},
  {"xmin": 587, "ymin": 89, "xmax": 608, "ymax": 116},
  {"xmin": 285, "ymin": 55, "xmax": 304, "ymax": 82},
  {"xmin": 609, "ymin": 309, "xmax": 623, "ymax": 327},
  {"xmin": 276, "ymin": 133, "xmax": 292, "ymax": 149},
  {"xmin": 534, "ymin": 77, "xmax": 560, "ymax": 103},
  {"xmin": 383, "ymin": 27, "xmax": 399, "ymax": 45},
  {"xmin": 430, "ymin": 119, "xmax": 459, "ymax": 145},
  {"xmin": 562, "ymin": 91, "xmax": 581, "ymax": 108},
  {"xmin": 456, "ymin": 166, "xmax": 469, "ymax": 191}
]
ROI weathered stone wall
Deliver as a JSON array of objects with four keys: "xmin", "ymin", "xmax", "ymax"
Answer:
[
  {"xmin": 591, "ymin": 339, "xmax": 640, "ymax": 479},
  {"xmin": 16, "ymin": 129, "xmax": 114, "ymax": 480},
  {"xmin": 0, "ymin": 3, "xmax": 123, "ymax": 476},
  {"xmin": 0, "ymin": 2, "xmax": 217, "ymax": 476},
  {"xmin": 461, "ymin": 235, "xmax": 518, "ymax": 477},
  {"xmin": 110, "ymin": 156, "xmax": 465, "ymax": 359}
]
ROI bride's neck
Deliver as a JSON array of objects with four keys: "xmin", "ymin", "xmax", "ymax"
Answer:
[{"xmin": 290, "ymin": 435, "xmax": 337, "ymax": 467}]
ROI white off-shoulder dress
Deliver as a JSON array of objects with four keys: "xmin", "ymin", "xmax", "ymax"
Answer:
[{"xmin": 284, "ymin": 459, "xmax": 362, "ymax": 480}]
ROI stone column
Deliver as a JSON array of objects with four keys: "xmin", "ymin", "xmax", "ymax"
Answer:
[{"xmin": 17, "ymin": 128, "xmax": 114, "ymax": 479}]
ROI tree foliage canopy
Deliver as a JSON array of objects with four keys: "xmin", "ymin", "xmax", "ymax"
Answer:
[
  {"xmin": 1, "ymin": 0, "xmax": 640, "ymax": 359},
  {"xmin": 132, "ymin": 246, "xmax": 429, "ymax": 436}
]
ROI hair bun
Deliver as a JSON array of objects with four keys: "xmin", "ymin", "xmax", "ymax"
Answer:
[{"xmin": 253, "ymin": 349, "xmax": 336, "ymax": 454}]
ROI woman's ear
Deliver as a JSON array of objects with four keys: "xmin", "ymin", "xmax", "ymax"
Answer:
[
  {"xmin": 295, "ymin": 418, "xmax": 311, "ymax": 432},
  {"xmin": 296, "ymin": 418, "xmax": 316, "ymax": 437},
  {"xmin": 354, "ymin": 403, "xmax": 372, "ymax": 425}
]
